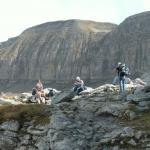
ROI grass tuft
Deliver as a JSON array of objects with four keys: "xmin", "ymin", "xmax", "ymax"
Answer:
[{"xmin": 0, "ymin": 104, "xmax": 51, "ymax": 126}]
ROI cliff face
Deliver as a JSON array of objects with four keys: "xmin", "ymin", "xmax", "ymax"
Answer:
[
  {"xmin": 99, "ymin": 11, "xmax": 150, "ymax": 78},
  {"xmin": 0, "ymin": 20, "xmax": 116, "ymax": 83},
  {"xmin": 0, "ymin": 12, "xmax": 150, "ymax": 86}
]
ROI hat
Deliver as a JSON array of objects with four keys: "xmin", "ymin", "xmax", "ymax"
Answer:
[
  {"xmin": 76, "ymin": 76, "xmax": 80, "ymax": 81},
  {"xmin": 117, "ymin": 62, "xmax": 121, "ymax": 66}
]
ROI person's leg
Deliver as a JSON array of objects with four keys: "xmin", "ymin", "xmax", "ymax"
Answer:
[
  {"xmin": 113, "ymin": 76, "xmax": 119, "ymax": 85},
  {"xmin": 122, "ymin": 78, "xmax": 125, "ymax": 92},
  {"xmin": 36, "ymin": 91, "xmax": 42, "ymax": 104},
  {"xmin": 119, "ymin": 78, "xmax": 122, "ymax": 94},
  {"xmin": 73, "ymin": 85, "xmax": 78, "ymax": 92},
  {"xmin": 77, "ymin": 87, "xmax": 84, "ymax": 95},
  {"xmin": 41, "ymin": 97, "xmax": 46, "ymax": 104}
]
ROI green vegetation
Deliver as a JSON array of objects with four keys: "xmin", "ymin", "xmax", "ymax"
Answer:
[
  {"xmin": 0, "ymin": 104, "xmax": 51, "ymax": 126},
  {"xmin": 124, "ymin": 103, "xmax": 150, "ymax": 131},
  {"xmin": 129, "ymin": 111, "xmax": 150, "ymax": 131}
]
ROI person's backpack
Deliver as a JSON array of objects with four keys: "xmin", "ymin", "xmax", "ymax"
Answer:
[
  {"xmin": 48, "ymin": 89, "xmax": 54, "ymax": 97},
  {"xmin": 32, "ymin": 88, "xmax": 36, "ymax": 95},
  {"xmin": 119, "ymin": 64, "xmax": 130, "ymax": 76}
]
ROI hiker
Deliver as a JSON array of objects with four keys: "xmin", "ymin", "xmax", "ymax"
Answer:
[
  {"xmin": 118, "ymin": 63, "xmax": 130, "ymax": 95},
  {"xmin": 34, "ymin": 80, "xmax": 45, "ymax": 104},
  {"xmin": 73, "ymin": 76, "xmax": 85, "ymax": 95},
  {"xmin": 112, "ymin": 62, "xmax": 122, "ymax": 85},
  {"xmin": 113, "ymin": 62, "xmax": 130, "ymax": 95}
]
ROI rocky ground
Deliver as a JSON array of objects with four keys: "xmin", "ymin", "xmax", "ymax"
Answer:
[{"xmin": 0, "ymin": 77, "xmax": 150, "ymax": 150}]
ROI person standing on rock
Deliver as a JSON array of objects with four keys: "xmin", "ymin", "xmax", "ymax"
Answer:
[
  {"xmin": 112, "ymin": 62, "xmax": 122, "ymax": 85},
  {"xmin": 113, "ymin": 62, "xmax": 130, "ymax": 96},
  {"xmin": 118, "ymin": 63, "xmax": 130, "ymax": 96}
]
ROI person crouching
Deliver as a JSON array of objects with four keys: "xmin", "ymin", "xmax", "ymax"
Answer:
[{"xmin": 73, "ymin": 76, "xmax": 85, "ymax": 95}]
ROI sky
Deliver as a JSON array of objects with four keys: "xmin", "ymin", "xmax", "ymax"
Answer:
[{"xmin": 0, "ymin": 0, "xmax": 150, "ymax": 42}]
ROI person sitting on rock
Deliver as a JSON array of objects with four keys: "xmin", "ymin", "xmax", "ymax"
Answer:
[
  {"xmin": 73, "ymin": 76, "xmax": 85, "ymax": 95},
  {"xmin": 34, "ymin": 80, "xmax": 45, "ymax": 104}
]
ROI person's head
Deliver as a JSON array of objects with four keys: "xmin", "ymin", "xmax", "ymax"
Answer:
[
  {"xmin": 76, "ymin": 76, "xmax": 80, "ymax": 81},
  {"xmin": 37, "ymin": 79, "xmax": 41, "ymax": 83},
  {"xmin": 117, "ymin": 62, "xmax": 121, "ymax": 66}
]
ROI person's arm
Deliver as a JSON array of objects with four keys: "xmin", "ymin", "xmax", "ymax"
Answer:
[
  {"xmin": 41, "ymin": 83, "xmax": 43, "ymax": 90},
  {"xmin": 35, "ymin": 83, "xmax": 38, "ymax": 90},
  {"xmin": 81, "ymin": 80, "xmax": 84, "ymax": 88},
  {"xmin": 140, "ymin": 81, "xmax": 146, "ymax": 86},
  {"xmin": 74, "ymin": 80, "xmax": 80, "ymax": 85},
  {"xmin": 113, "ymin": 67, "xmax": 118, "ymax": 73}
]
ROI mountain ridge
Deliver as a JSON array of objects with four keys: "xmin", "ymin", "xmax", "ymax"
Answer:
[{"xmin": 0, "ymin": 12, "xmax": 150, "ymax": 91}]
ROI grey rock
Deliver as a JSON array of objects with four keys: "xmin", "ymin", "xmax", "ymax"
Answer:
[
  {"xmin": 138, "ymin": 101, "xmax": 150, "ymax": 107},
  {"xmin": 135, "ymin": 131, "xmax": 143, "ymax": 140},
  {"xmin": 19, "ymin": 134, "xmax": 31, "ymax": 146},
  {"xmin": 112, "ymin": 146, "xmax": 119, "ymax": 150},
  {"xmin": 121, "ymin": 127, "xmax": 134, "ymax": 138},
  {"xmin": 96, "ymin": 103, "xmax": 124, "ymax": 117},
  {"xmin": 4, "ymin": 131, "xmax": 17, "ymax": 138},
  {"xmin": 51, "ymin": 91, "xmax": 75, "ymax": 104},
  {"xmin": 103, "ymin": 129, "xmax": 122, "ymax": 139},
  {"xmin": 49, "ymin": 113, "xmax": 73, "ymax": 130},
  {"xmin": 124, "ymin": 110, "xmax": 137, "ymax": 120},
  {"xmin": 147, "ymin": 143, "xmax": 150, "ymax": 147},
  {"xmin": 15, "ymin": 146, "xmax": 37, "ymax": 150},
  {"xmin": 35, "ymin": 137, "xmax": 50, "ymax": 150},
  {"xmin": 50, "ymin": 138, "xmax": 74, "ymax": 150},
  {"xmin": 127, "ymin": 138, "xmax": 137, "ymax": 146},
  {"xmin": 136, "ymin": 105, "xmax": 149, "ymax": 112},
  {"xmin": 127, "ymin": 92, "xmax": 150, "ymax": 102},
  {"xmin": 100, "ymin": 138, "xmax": 111, "ymax": 144},
  {"xmin": 27, "ymin": 126, "xmax": 48, "ymax": 136},
  {"xmin": 0, "ymin": 98, "xmax": 21, "ymax": 105},
  {"xmin": 0, "ymin": 120, "xmax": 20, "ymax": 132},
  {"xmin": 0, "ymin": 135, "xmax": 17, "ymax": 150}
]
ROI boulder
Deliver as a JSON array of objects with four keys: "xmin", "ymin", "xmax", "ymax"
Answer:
[
  {"xmin": 0, "ymin": 120, "xmax": 20, "ymax": 132},
  {"xmin": 0, "ymin": 135, "xmax": 17, "ymax": 150},
  {"xmin": 127, "ymin": 92, "xmax": 150, "ymax": 102},
  {"xmin": 0, "ymin": 98, "xmax": 21, "ymax": 105},
  {"xmin": 51, "ymin": 91, "xmax": 75, "ymax": 104},
  {"xmin": 96, "ymin": 103, "xmax": 125, "ymax": 117},
  {"xmin": 79, "ymin": 87, "xmax": 94, "ymax": 95}
]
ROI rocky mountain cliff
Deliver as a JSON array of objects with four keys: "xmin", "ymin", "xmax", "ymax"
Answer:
[
  {"xmin": 0, "ymin": 12, "xmax": 150, "ymax": 90},
  {"xmin": 0, "ymin": 20, "xmax": 116, "ymax": 85},
  {"xmin": 99, "ymin": 11, "xmax": 150, "ymax": 78}
]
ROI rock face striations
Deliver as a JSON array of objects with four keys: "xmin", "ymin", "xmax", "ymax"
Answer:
[
  {"xmin": 0, "ymin": 20, "xmax": 116, "ymax": 85},
  {"xmin": 99, "ymin": 11, "xmax": 150, "ymax": 78},
  {"xmin": 0, "ymin": 12, "xmax": 150, "ymax": 87}
]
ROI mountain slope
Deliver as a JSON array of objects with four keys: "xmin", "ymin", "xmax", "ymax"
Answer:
[
  {"xmin": 0, "ymin": 20, "xmax": 116, "ymax": 83},
  {"xmin": 0, "ymin": 12, "xmax": 150, "ymax": 89},
  {"xmin": 99, "ymin": 11, "xmax": 150, "ymax": 78}
]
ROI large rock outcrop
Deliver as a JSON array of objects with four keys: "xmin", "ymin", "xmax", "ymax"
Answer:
[
  {"xmin": 99, "ymin": 11, "xmax": 150, "ymax": 78},
  {"xmin": 0, "ymin": 20, "xmax": 116, "ymax": 84},
  {"xmin": 0, "ymin": 12, "xmax": 150, "ymax": 89},
  {"xmin": 0, "ymin": 82, "xmax": 150, "ymax": 150}
]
